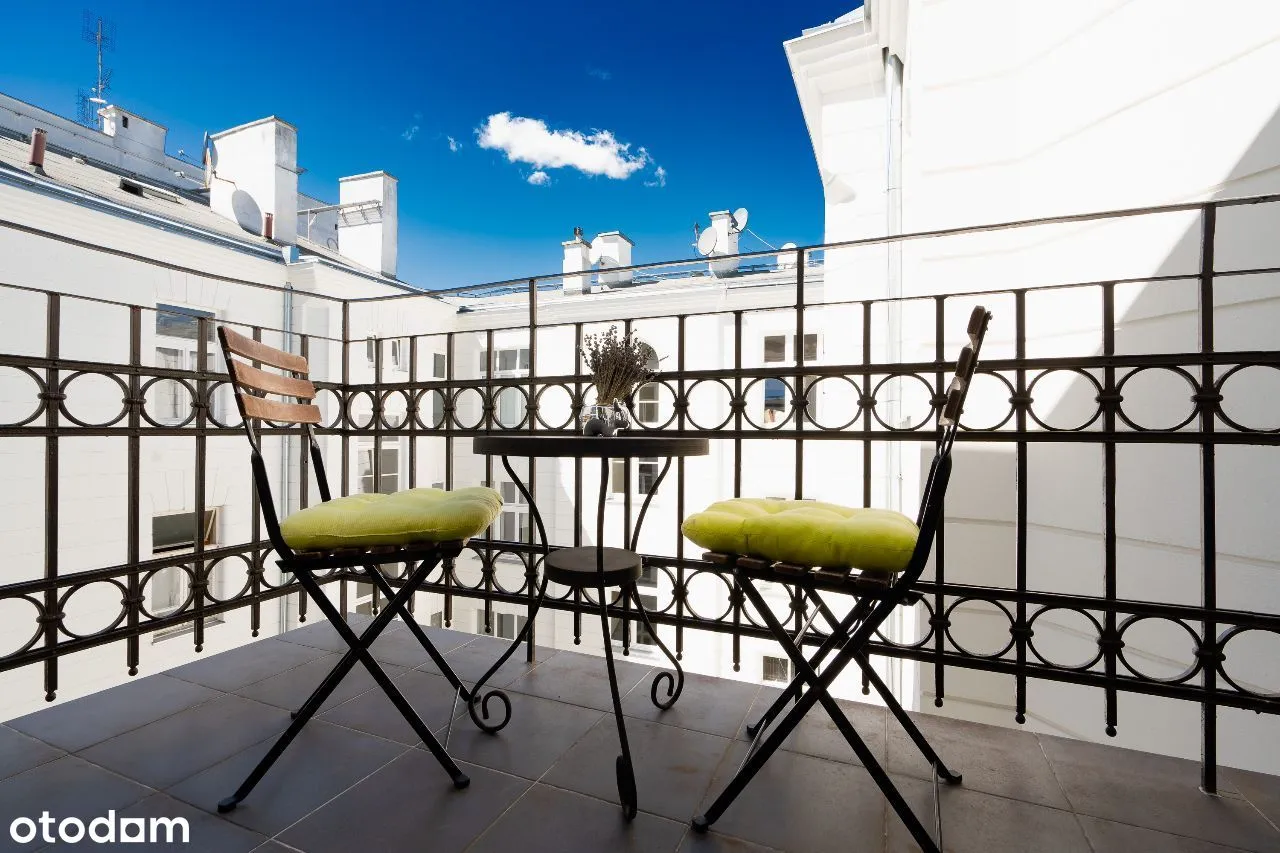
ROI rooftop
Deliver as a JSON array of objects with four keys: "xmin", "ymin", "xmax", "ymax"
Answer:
[{"xmin": 2, "ymin": 616, "xmax": 1278, "ymax": 853}]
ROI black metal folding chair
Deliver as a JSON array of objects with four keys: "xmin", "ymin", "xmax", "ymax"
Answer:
[
  {"xmin": 691, "ymin": 306, "xmax": 992, "ymax": 853},
  {"xmin": 214, "ymin": 327, "xmax": 494, "ymax": 813}
]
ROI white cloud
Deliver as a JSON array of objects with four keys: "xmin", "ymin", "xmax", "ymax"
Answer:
[
  {"xmin": 477, "ymin": 112, "xmax": 650, "ymax": 180},
  {"xmin": 588, "ymin": 67, "xmax": 612, "ymax": 81},
  {"xmin": 644, "ymin": 165, "xmax": 668, "ymax": 188},
  {"xmin": 527, "ymin": 170, "xmax": 550, "ymax": 186},
  {"xmin": 401, "ymin": 125, "xmax": 419, "ymax": 142},
  {"xmin": 447, "ymin": 135, "xmax": 461, "ymax": 153}
]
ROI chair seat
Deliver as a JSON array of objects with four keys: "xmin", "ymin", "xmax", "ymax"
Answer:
[
  {"xmin": 280, "ymin": 487, "xmax": 501, "ymax": 552},
  {"xmin": 680, "ymin": 498, "xmax": 918, "ymax": 574},
  {"xmin": 545, "ymin": 546, "xmax": 643, "ymax": 587}
]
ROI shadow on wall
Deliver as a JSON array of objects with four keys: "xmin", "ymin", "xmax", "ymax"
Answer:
[{"xmin": 924, "ymin": 103, "xmax": 1280, "ymax": 773}]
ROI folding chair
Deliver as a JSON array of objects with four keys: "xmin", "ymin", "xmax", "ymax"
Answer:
[
  {"xmin": 685, "ymin": 306, "xmax": 991, "ymax": 853},
  {"xmin": 214, "ymin": 327, "xmax": 502, "ymax": 813}
]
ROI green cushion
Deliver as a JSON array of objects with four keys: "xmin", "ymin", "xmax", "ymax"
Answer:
[
  {"xmin": 681, "ymin": 498, "xmax": 918, "ymax": 574},
  {"xmin": 280, "ymin": 487, "xmax": 502, "ymax": 551}
]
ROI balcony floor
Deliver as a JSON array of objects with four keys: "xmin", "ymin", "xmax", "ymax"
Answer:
[{"xmin": 2, "ymin": 617, "xmax": 1279, "ymax": 853}]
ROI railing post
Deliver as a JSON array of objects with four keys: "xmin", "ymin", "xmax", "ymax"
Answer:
[
  {"xmin": 42, "ymin": 293, "xmax": 61, "ymax": 701},
  {"xmin": 1197, "ymin": 202, "xmax": 1219, "ymax": 794},
  {"xmin": 192, "ymin": 316, "xmax": 210, "ymax": 652},
  {"xmin": 125, "ymin": 307, "xmax": 142, "ymax": 676},
  {"xmin": 526, "ymin": 278, "xmax": 538, "ymax": 662}
]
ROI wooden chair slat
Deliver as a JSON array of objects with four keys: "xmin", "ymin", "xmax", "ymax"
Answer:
[
  {"xmin": 220, "ymin": 327, "xmax": 309, "ymax": 375},
  {"xmin": 954, "ymin": 345, "xmax": 975, "ymax": 384},
  {"xmin": 228, "ymin": 359, "xmax": 316, "ymax": 400},
  {"xmin": 939, "ymin": 384, "xmax": 964, "ymax": 426},
  {"xmin": 241, "ymin": 394, "xmax": 322, "ymax": 424}
]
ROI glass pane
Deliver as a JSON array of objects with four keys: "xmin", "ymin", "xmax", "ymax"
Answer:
[
  {"xmin": 499, "ymin": 350, "xmax": 517, "ymax": 371},
  {"xmin": 155, "ymin": 304, "xmax": 214, "ymax": 341},
  {"xmin": 638, "ymin": 460, "xmax": 659, "ymax": 495},
  {"xmin": 763, "ymin": 656, "xmax": 789, "ymax": 682},
  {"xmin": 498, "ymin": 387, "xmax": 522, "ymax": 427},
  {"xmin": 519, "ymin": 348, "xmax": 531, "ymax": 370},
  {"xmin": 763, "ymin": 335, "xmax": 785, "ymax": 363},
  {"xmin": 479, "ymin": 350, "xmax": 489, "ymax": 376},
  {"xmin": 796, "ymin": 334, "xmax": 819, "ymax": 362},
  {"xmin": 639, "ymin": 401, "xmax": 659, "ymax": 424},
  {"xmin": 501, "ymin": 482, "xmax": 516, "ymax": 503},
  {"xmin": 366, "ymin": 338, "xmax": 376, "ymax": 363},
  {"xmin": 433, "ymin": 353, "xmax": 447, "ymax": 379},
  {"xmin": 611, "ymin": 459, "xmax": 625, "ymax": 493},
  {"xmin": 763, "ymin": 378, "xmax": 786, "ymax": 424}
]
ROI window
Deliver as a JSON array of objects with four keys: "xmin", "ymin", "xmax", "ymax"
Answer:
[
  {"xmin": 156, "ymin": 304, "xmax": 214, "ymax": 342},
  {"xmin": 481, "ymin": 347, "xmax": 530, "ymax": 378},
  {"xmin": 476, "ymin": 610, "xmax": 528, "ymax": 640},
  {"xmin": 432, "ymin": 353, "xmax": 447, "ymax": 379},
  {"xmin": 388, "ymin": 338, "xmax": 409, "ymax": 373},
  {"xmin": 611, "ymin": 457, "xmax": 661, "ymax": 496},
  {"xmin": 154, "ymin": 347, "xmax": 191, "ymax": 423},
  {"xmin": 359, "ymin": 439, "xmax": 399, "ymax": 494},
  {"xmin": 430, "ymin": 611, "xmax": 444, "ymax": 628},
  {"xmin": 763, "ymin": 379, "xmax": 786, "ymax": 424},
  {"xmin": 150, "ymin": 509, "xmax": 222, "ymax": 637},
  {"xmin": 498, "ymin": 481, "xmax": 530, "ymax": 543},
  {"xmin": 612, "ymin": 594, "xmax": 657, "ymax": 646},
  {"xmin": 763, "ymin": 335, "xmax": 786, "ymax": 363},
  {"xmin": 121, "ymin": 115, "xmax": 129, "ymax": 128},
  {"xmin": 636, "ymin": 349, "xmax": 661, "ymax": 424},
  {"xmin": 763, "ymin": 655, "xmax": 791, "ymax": 683},
  {"xmin": 365, "ymin": 337, "xmax": 376, "ymax": 366},
  {"xmin": 760, "ymin": 333, "xmax": 822, "ymax": 424}
]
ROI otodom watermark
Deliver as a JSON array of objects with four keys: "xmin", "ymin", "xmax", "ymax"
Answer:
[{"xmin": 9, "ymin": 811, "xmax": 189, "ymax": 845}]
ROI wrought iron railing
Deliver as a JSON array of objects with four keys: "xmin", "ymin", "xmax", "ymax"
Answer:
[{"xmin": 1, "ymin": 193, "xmax": 1279, "ymax": 791}]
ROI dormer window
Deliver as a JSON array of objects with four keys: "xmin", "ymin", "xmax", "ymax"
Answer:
[{"xmin": 121, "ymin": 115, "xmax": 130, "ymax": 128}]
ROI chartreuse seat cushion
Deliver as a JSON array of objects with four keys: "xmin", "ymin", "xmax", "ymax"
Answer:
[
  {"xmin": 280, "ymin": 487, "xmax": 502, "ymax": 551},
  {"xmin": 681, "ymin": 498, "xmax": 918, "ymax": 574}
]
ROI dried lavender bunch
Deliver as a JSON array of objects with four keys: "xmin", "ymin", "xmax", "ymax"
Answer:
[{"xmin": 581, "ymin": 325, "xmax": 654, "ymax": 405}]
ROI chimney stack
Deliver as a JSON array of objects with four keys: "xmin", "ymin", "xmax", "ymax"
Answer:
[
  {"xmin": 593, "ymin": 231, "xmax": 634, "ymax": 286},
  {"xmin": 562, "ymin": 228, "xmax": 591, "ymax": 295},
  {"xmin": 707, "ymin": 211, "xmax": 740, "ymax": 276},
  {"xmin": 28, "ymin": 128, "xmax": 46, "ymax": 175},
  {"xmin": 337, "ymin": 171, "xmax": 398, "ymax": 277},
  {"xmin": 208, "ymin": 117, "xmax": 299, "ymax": 244}
]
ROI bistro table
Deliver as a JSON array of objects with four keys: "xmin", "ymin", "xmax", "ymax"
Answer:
[{"xmin": 468, "ymin": 434, "xmax": 709, "ymax": 819}]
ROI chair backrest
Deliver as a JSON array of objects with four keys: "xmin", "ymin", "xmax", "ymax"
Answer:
[
  {"xmin": 218, "ymin": 326, "xmax": 332, "ymax": 552},
  {"xmin": 901, "ymin": 305, "xmax": 992, "ymax": 580}
]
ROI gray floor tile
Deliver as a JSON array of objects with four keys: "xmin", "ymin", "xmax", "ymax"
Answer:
[
  {"xmin": 167, "ymin": 639, "xmax": 330, "ymax": 693},
  {"xmin": 81, "ymin": 793, "xmax": 268, "ymax": 853},
  {"xmin": 251, "ymin": 844, "xmax": 302, "ymax": 853},
  {"xmin": 167, "ymin": 720, "xmax": 406, "ymax": 836},
  {"xmin": 545, "ymin": 715, "xmax": 733, "ymax": 822},
  {"xmin": 1039, "ymin": 735, "xmax": 1278, "ymax": 851},
  {"xmin": 0, "ymin": 756, "xmax": 151, "ymax": 849},
  {"xmin": 0, "ymin": 725, "xmax": 65, "ymax": 781},
  {"xmin": 420, "ymin": 633, "xmax": 560, "ymax": 688},
  {"xmin": 1225, "ymin": 766, "xmax": 1280, "ymax": 832},
  {"xmin": 278, "ymin": 755, "xmax": 528, "ymax": 853},
  {"xmin": 678, "ymin": 831, "xmax": 784, "ymax": 853},
  {"xmin": 366, "ymin": 624, "xmax": 475, "ymax": 668},
  {"xmin": 886, "ymin": 775, "xmax": 1091, "ymax": 852},
  {"xmin": 468, "ymin": 783, "xmax": 687, "ymax": 853},
  {"xmin": 885, "ymin": 711, "xmax": 1070, "ymax": 809},
  {"xmin": 623, "ymin": 671, "xmax": 760, "ymax": 739},
  {"xmin": 736, "ymin": 686, "xmax": 889, "ymax": 768},
  {"xmin": 318, "ymin": 669, "xmax": 462, "ymax": 745},
  {"xmin": 445, "ymin": 691, "xmax": 602, "ymax": 780},
  {"xmin": 505, "ymin": 647, "xmax": 654, "ymax": 712},
  {"xmin": 274, "ymin": 613, "xmax": 383, "ymax": 652},
  {"xmin": 234, "ymin": 653, "xmax": 407, "ymax": 714},
  {"xmin": 80, "ymin": 694, "xmax": 289, "ymax": 789},
  {"xmin": 8, "ymin": 674, "xmax": 221, "ymax": 753},
  {"xmin": 1078, "ymin": 814, "xmax": 1260, "ymax": 852},
  {"xmin": 694, "ymin": 743, "xmax": 886, "ymax": 853}
]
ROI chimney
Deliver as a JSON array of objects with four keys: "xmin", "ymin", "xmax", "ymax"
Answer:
[
  {"xmin": 707, "ymin": 211, "xmax": 740, "ymax": 276},
  {"xmin": 337, "ymin": 171, "xmax": 398, "ymax": 277},
  {"xmin": 28, "ymin": 128, "xmax": 46, "ymax": 175},
  {"xmin": 208, "ymin": 117, "xmax": 298, "ymax": 244},
  {"xmin": 593, "ymin": 231, "xmax": 634, "ymax": 286},
  {"xmin": 99, "ymin": 105, "xmax": 167, "ymax": 159},
  {"xmin": 562, "ymin": 228, "xmax": 591, "ymax": 295}
]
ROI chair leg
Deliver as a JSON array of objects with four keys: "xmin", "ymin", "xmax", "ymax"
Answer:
[
  {"xmin": 695, "ymin": 577, "xmax": 941, "ymax": 853},
  {"xmin": 359, "ymin": 561, "xmax": 473, "ymax": 701},
  {"xmin": 627, "ymin": 584, "xmax": 684, "ymax": 710},
  {"xmin": 217, "ymin": 561, "xmax": 468, "ymax": 814}
]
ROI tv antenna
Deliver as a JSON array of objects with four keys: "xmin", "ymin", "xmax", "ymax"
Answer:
[{"xmin": 77, "ymin": 10, "xmax": 116, "ymax": 129}]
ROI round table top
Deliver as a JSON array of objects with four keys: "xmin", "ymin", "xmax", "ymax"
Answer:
[{"xmin": 472, "ymin": 434, "xmax": 709, "ymax": 459}]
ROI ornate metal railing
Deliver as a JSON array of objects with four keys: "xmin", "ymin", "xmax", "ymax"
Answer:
[{"xmin": 1, "ymin": 193, "xmax": 1279, "ymax": 792}]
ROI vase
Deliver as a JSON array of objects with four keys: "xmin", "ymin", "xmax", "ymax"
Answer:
[
  {"xmin": 582, "ymin": 404, "xmax": 616, "ymax": 436},
  {"xmin": 610, "ymin": 401, "xmax": 631, "ymax": 433}
]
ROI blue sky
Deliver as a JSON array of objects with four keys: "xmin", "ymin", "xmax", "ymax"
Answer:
[{"xmin": 0, "ymin": 1, "xmax": 859, "ymax": 289}]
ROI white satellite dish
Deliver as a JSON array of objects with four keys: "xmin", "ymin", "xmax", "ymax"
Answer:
[
  {"xmin": 731, "ymin": 207, "xmax": 749, "ymax": 233},
  {"xmin": 778, "ymin": 242, "xmax": 799, "ymax": 268},
  {"xmin": 697, "ymin": 228, "xmax": 718, "ymax": 256},
  {"xmin": 589, "ymin": 237, "xmax": 615, "ymax": 267}
]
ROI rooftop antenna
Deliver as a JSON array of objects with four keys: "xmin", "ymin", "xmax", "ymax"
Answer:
[{"xmin": 77, "ymin": 10, "xmax": 116, "ymax": 130}]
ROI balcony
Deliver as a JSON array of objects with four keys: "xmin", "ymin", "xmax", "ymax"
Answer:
[
  {"xmin": 1, "ymin": 614, "xmax": 1277, "ymax": 852},
  {"xmin": 2, "ymin": 193, "xmax": 1280, "ymax": 850}
]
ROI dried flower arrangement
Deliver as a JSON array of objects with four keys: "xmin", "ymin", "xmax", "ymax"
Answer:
[{"xmin": 581, "ymin": 325, "xmax": 655, "ymax": 406}]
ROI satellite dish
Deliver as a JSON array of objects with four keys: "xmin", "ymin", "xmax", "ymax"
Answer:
[
  {"xmin": 731, "ymin": 207, "xmax": 749, "ymax": 233},
  {"xmin": 697, "ymin": 228, "xmax": 718, "ymax": 256}
]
